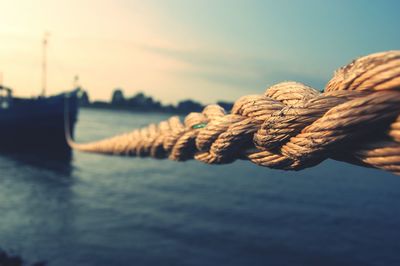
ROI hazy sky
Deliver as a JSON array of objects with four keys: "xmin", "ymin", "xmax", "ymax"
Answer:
[{"xmin": 0, "ymin": 0, "xmax": 399, "ymax": 104}]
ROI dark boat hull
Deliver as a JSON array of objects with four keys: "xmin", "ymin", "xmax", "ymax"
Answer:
[{"xmin": 0, "ymin": 90, "xmax": 79, "ymax": 158}]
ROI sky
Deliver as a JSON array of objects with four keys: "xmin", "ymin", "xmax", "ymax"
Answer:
[{"xmin": 0, "ymin": 0, "xmax": 399, "ymax": 104}]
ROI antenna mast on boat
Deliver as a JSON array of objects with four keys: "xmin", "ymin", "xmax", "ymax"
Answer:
[
  {"xmin": 41, "ymin": 32, "xmax": 50, "ymax": 97},
  {"xmin": 73, "ymin": 75, "xmax": 80, "ymax": 89}
]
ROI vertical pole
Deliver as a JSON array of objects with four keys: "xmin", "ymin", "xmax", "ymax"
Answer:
[
  {"xmin": 41, "ymin": 33, "xmax": 48, "ymax": 97},
  {"xmin": 73, "ymin": 75, "xmax": 79, "ymax": 89}
]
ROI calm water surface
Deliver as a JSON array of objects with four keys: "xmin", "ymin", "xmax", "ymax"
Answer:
[{"xmin": 0, "ymin": 108, "xmax": 399, "ymax": 266}]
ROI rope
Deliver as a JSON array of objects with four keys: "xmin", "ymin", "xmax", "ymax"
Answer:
[{"xmin": 69, "ymin": 50, "xmax": 400, "ymax": 175}]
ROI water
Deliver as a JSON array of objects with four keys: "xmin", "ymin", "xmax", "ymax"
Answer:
[{"xmin": 0, "ymin": 108, "xmax": 399, "ymax": 266}]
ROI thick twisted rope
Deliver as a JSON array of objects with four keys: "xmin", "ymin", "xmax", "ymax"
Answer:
[{"xmin": 68, "ymin": 51, "xmax": 400, "ymax": 175}]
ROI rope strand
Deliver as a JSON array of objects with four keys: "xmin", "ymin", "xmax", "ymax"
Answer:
[{"xmin": 69, "ymin": 50, "xmax": 400, "ymax": 175}]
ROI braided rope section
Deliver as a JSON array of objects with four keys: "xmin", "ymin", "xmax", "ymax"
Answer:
[{"xmin": 70, "ymin": 51, "xmax": 400, "ymax": 175}]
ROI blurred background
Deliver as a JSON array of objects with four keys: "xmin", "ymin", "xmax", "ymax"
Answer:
[
  {"xmin": 0, "ymin": 1, "xmax": 399, "ymax": 266},
  {"xmin": 1, "ymin": 0, "xmax": 399, "ymax": 103}
]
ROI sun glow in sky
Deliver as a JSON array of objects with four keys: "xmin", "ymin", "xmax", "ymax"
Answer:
[{"xmin": 0, "ymin": 0, "xmax": 399, "ymax": 104}]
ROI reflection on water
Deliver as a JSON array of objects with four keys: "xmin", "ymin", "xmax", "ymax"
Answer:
[
  {"xmin": 0, "ymin": 152, "xmax": 73, "ymax": 176},
  {"xmin": 0, "ymin": 108, "xmax": 400, "ymax": 266}
]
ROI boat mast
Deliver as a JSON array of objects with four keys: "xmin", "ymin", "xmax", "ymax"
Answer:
[
  {"xmin": 41, "ymin": 33, "xmax": 50, "ymax": 97},
  {"xmin": 73, "ymin": 75, "xmax": 80, "ymax": 89}
]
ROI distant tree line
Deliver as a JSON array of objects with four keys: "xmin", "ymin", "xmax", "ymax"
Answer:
[{"xmin": 78, "ymin": 88, "xmax": 233, "ymax": 114}]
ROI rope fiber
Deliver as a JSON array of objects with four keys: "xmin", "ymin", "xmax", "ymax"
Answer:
[{"xmin": 68, "ymin": 50, "xmax": 400, "ymax": 175}]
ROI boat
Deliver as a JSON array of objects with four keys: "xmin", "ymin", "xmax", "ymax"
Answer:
[{"xmin": 0, "ymin": 85, "xmax": 79, "ymax": 158}]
